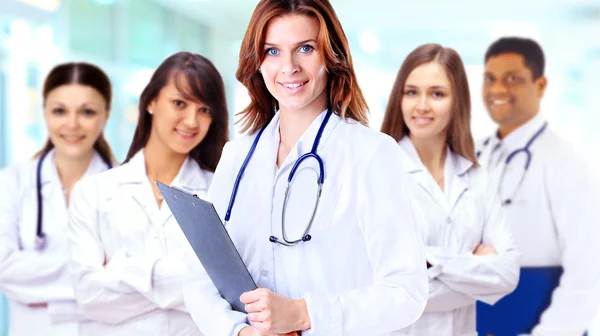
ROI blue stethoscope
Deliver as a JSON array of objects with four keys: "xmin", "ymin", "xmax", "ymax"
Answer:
[
  {"xmin": 476, "ymin": 121, "xmax": 548, "ymax": 206},
  {"xmin": 224, "ymin": 109, "xmax": 332, "ymax": 247},
  {"xmin": 35, "ymin": 150, "xmax": 113, "ymax": 251}
]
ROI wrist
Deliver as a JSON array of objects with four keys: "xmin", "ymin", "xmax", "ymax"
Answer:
[
  {"xmin": 238, "ymin": 326, "xmax": 252, "ymax": 336},
  {"xmin": 296, "ymin": 299, "xmax": 311, "ymax": 331}
]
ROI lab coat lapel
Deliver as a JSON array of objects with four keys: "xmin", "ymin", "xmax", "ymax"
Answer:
[
  {"xmin": 159, "ymin": 157, "xmax": 210, "ymax": 227},
  {"xmin": 121, "ymin": 151, "xmax": 162, "ymax": 228},
  {"xmin": 398, "ymin": 137, "xmax": 443, "ymax": 205},
  {"xmin": 447, "ymin": 151, "xmax": 473, "ymax": 213}
]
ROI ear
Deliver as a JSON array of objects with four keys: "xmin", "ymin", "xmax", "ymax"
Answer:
[
  {"xmin": 536, "ymin": 76, "xmax": 548, "ymax": 98},
  {"xmin": 146, "ymin": 99, "xmax": 156, "ymax": 114}
]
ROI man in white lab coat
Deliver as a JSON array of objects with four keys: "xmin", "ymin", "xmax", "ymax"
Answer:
[{"xmin": 475, "ymin": 36, "xmax": 600, "ymax": 335}]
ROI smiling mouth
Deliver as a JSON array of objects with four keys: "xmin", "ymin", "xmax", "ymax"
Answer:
[
  {"xmin": 412, "ymin": 116, "xmax": 433, "ymax": 125},
  {"xmin": 280, "ymin": 81, "xmax": 308, "ymax": 89},
  {"xmin": 61, "ymin": 135, "xmax": 85, "ymax": 143},
  {"xmin": 490, "ymin": 99, "xmax": 512, "ymax": 105},
  {"xmin": 175, "ymin": 129, "xmax": 197, "ymax": 138}
]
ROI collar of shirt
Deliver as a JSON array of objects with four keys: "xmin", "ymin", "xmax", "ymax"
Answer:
[
  {"xmin": 491, "ymin": 113, "xmax": 547, "ymax": 154},
  {"xmin": 41, "ymin": 148, "xmax": 109, "ymax": 185},
  {"xmin": 398, "ymin": 136, "xmax": 473, "ymax": 176},
  {"xmin": 259, "ymin": 108, "xmax": 342, "ymax": 174}
]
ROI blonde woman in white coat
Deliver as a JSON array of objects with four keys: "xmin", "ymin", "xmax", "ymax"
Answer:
[
  {"xmin": 0, "ymin": 62, "xmax": 116, "ymax": 336},
  {"xmin": 67, "ymin": 52, "xmax": 229, "ymax": 335},
  {"xmin": 381, "ymin": 44, "xmax": 521, "ymax": 336}
]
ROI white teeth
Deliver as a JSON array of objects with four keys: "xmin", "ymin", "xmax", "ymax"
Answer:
[
  {"xmin": 62, "ymin": 135, "xmax": 83, "ymax": 141},
  {"xmin": 284, "ymin": 82, "xmax": 305, "ymax": 89},
  {"xmin": 176, "ymin": 129, "xmax": 194, "ymax": 137},
  {"xmin": 413, "ymin": 117, "xmax": 432, "ymax": 125},
  {"xmin": 492, "ymin": 100, "xmax": 510, "ymax": 105}
]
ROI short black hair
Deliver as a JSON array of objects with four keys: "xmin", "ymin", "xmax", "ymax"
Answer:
[{"xmin": 484, "ymin": 37, "xmax": 545, "ymax": 79}]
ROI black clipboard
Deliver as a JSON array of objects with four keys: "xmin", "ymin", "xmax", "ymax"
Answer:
[{"xmin": 156, "ymin": 181, "xmax": 257, "ymax": 312}]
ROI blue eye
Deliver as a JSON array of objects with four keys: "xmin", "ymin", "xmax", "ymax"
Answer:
[
  {"xmin": 83, "ymin": 109, "xmax": 96, "ymax": 116},
  {"xmin": 299, "ymin": 45, "xmax": 314, "ymax": 53},
  {"xmin": 266, "ymin": 48, "xmax": 279, "ymax": 56}
]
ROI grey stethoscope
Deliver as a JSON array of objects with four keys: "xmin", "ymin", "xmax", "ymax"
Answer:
[
  {"xmin": 476, "ymin": 121, "xmax": 548, "ymax": 206},
  {"xmin": 35, "ymin": 150, "xmax": 113, "ymax": 251},
  {"xmin": 224, "ymin": 109, "xmax": 332, "ymax": 247}
]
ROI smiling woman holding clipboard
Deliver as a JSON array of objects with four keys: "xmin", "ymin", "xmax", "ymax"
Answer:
[{"xmin": 181, "ymin": 1, "xmax": 428, "ymax": 336}]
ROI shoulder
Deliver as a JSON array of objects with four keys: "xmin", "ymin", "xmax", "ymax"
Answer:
[
  {"xmin": 335, "ymin": 119, "xmax": 398, "ymax": 154},
  {"xmin": 0, "ymin": 159, "xmax": 38, "ymax": 190}
]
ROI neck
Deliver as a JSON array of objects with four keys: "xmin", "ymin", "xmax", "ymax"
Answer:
[
  {"xmin": 278, "ymin": 105, "xmax": 326, "ymax": 150},
  {"xmin": 498, "ymin": 111, "xmax": 539, "ymax": 140},
  {"xmin": 54, "ymin": 150, "xmax": 94, "ymax": 203},
  {"xmin": 410, "ymin": 134, "xmax": 447, "ymax": 176},
  {"xmin": 144, "ymin": 136, "xmax": 187, "ymax": 186}
]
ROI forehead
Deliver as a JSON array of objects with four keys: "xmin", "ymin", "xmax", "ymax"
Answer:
[
  {"xmin": 264, "ymin": 14, "xmax": 320, "ymax": 45},
  {"xmin": 405, "ymin": 62, "xmax": 451, "ymax": 88},
  {"xmin": 46, "ymin": 84, "xmax": 105, "ymax": 105},
  {"xmin": 485, "ymin": 53, "xmax": 530, "ymax": 75}
]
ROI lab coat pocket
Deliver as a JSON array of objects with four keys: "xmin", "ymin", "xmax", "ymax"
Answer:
[{"xmin": 302, "ymin": 180, "xmax": 343, "ymax": 232}]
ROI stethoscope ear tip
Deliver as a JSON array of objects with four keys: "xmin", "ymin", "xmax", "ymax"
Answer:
[
  {"xmin": 269, "ymin": 236, "xmax": 277, "ymax": 243},
  {"xmin": 302, "ymin": 235, "xmax": 312, "ymax": 242}
]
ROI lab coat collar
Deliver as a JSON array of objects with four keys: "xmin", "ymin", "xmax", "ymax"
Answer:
[
  {"xmin": 398, "ymin": 136, "xmax": 472, "ymax": 211},
  {"xmin": 40, "ymin": 148, "xmax": 111, "ymax": 185},
  {"xmin": 398, "ymin": 136, "xmax": 473, "ymax": 176},
  {"xmin": 255, "ymin": 108, "xmax": 341, "ymax": 174},
  {"xmin": 120, "ymin": 149, "xmax": 209, "ymax": 191},
  {"xmin": 122, "ymin": 149, "xmax": 209, "ymax": 228},
  {"xmin": 491, "ymin": 113, "xmax": 546, "ymax": 153}
]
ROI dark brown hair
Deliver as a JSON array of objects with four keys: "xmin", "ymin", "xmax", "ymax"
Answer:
[
  {"xmin": 236, "ymin": 0, "xmax": 369, "ymax": 134},
  {"xmin": 381, "ymin": 43, "xmax": 477, "ymax": 164},
  {"xmin": 124, "ymin": 52, "xmax": 229, "ymax": 172},
  {"xmin": 36, "ymin": 62, "xmax": 115, "ymax": 164}
]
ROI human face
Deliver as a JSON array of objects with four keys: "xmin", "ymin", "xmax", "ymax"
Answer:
[
  {"xmin": 44, "ymin": 84, "xmax": 108, "ymax": 160},
  {"xmin": 482, "ymin": 53, "xmax": 547, "ymax": 135},
  {"xmin": 146, "ymin": 76, "xmax": 213, "ymax": 155},
  {"xmin": 402, "ymin": 62, "xmax": 454, "ymax": 142},
  {"xmin": 260, "ymin": 14, "xmax": 328, "ymax": 115}
]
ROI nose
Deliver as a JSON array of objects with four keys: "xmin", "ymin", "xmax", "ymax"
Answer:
[
  {"xmin": 415, "ymin": 95, "xmax": 430, "ymax": 113},
  {"xmin": 487, "ymin": 80, "xmax": 508, "ymax": 95},
  {"xmin": 281, "ymin": 52, "xmax": 300, "ymax": 75},
  {"xmin": 182, "ymin": 106, "xmax": 199, "ymax": 128},
  {"xmin": 66, "ymin": 111, "xmax": 80, "ymax": 129}
]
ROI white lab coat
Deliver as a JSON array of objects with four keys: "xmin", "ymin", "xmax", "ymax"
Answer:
[
  {"xmin": 182, "ymin": 110, "xmax": 428, "ymax": 336},
  {"xmin": 0, "ymin": 149, "xmax": 111, "ymax": 336},
  {"xmin": 396, "ymin": 137, "xmax": 520, "ymax": 336},
  {"xmin": 67, "ymin": 150, "xmax": 209, "ymax": 336},
  {"xmin": 477, "ymin": 114, "xmax": 600, "ymax": 335}
]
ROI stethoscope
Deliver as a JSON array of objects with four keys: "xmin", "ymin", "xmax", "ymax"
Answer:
[
  {"xmin": 35, "ymin": 150, "xmax": 113, "ymax": 251},
  {"xmin": 224, "ymin": 109, "xmax": 332, "ymax": 247},
  {"xmin": 476, "ymin": 121, "xmax": 548, "ymax": 206}
]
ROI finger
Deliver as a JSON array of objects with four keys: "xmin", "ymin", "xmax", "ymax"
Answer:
[
  {"xmin": 240, "ymin": 289, "xmax": 263, "ymax": 304},
  {"xmin": 245, "ymin": 301, "xmax": 265, "ymax": 314},
  {"xmin": 247, "ymin": 310, "xmax": 270, "ymax": 323},
  {"xmin": 473, "ymin": 244, "xmax": 484, "ymax": 254}
]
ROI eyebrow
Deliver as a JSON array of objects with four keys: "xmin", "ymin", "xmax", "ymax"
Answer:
[
  {"xmin": 405, "ymin": 84, "xmax": 449, "ymax": 90},
  {"xmin": 264, "ymin": 39, "xmax": 317, "ymax": 48},
  {"xmin": 484, "ymin": 70, "xmax": 522, "ymax": 76}
]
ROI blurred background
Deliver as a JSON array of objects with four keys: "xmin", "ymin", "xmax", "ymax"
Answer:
[{"xmin": 0, "ymin": 0, "xmax": 599, "ymax": 334}]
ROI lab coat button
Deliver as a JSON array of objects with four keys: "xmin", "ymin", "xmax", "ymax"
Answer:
[
  {"xmin": 446, "ymin": 217, "xmax": 451, "ymax": 224},
  {"xmin": 260, "ymin": 270, "xmax": 270, "ymax": 277}
]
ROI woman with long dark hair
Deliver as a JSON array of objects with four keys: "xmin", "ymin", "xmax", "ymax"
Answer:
[{"xmin": 67, "ymin": 52, "xmax": 229, "ymax": 335}]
